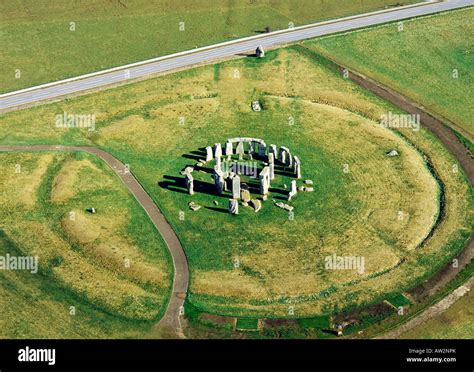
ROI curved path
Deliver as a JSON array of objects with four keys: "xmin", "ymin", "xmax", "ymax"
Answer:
[
  {"xmin": 0, "ymin": 145, "xmax": 189, "ymax": 338},
  {"xmin": 1, "ymin": 0, "xmax": 473, "ymax": 112}
]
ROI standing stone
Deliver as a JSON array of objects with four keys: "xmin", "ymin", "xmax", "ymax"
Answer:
[
  {"xmin": 258, "ymin": 142, "xmax": 266, "ymax": 157},
  {"xmin": 185, "ymin": 173, "xmax": 194, "ymax": 195},
  {"xmin": 232, "ymin": 175, "xmax": 241, "ymax": 200},
  {"xmin": 280, "ymin": 146, "xmax": 291, "ymax": 166},
  {"xmin": 225, "ymin": 141, "xmax": 233, "ymax": 157},
  {"xmin": 288, "ymin": 180, "xmax": 297, "ymax": 201},
  {"xmin": 215, "ymin": 155, "xmax": 221, "ymax": 168},
  {"xmin": 268, "ymin": 153, "xmax": 275, "ymax": 180},
  {"xmin": 248, "ymin": 142, "xmax": 254, "ymax": 160},
  {"xmin": 229, "ymin": 199, "xmax": 239, "ymax": 215},
  {"xmin": 214, "ymin": 165, "xmax": 225, "ymax": 194},
  {"xmin": 269, "ymin": 144, "xmax": 277, "ymax": 159},
  {"xmin": 205, "ymin": 146, "xmax": 213, "ymax": 162},
  {"xmin": 294, "ymin": 156, "xmax": 302, "ymax": 179},
  {"xmin": 214, "ymin": 143, "xmax": 222, "ymax": 159},
  {"xmin": 236, "ymin": 141, "xmax": 244, "ymax": 160},
  {"xmin": 259, "ymin": 166, "xmax": 270, "ymax": 195}
]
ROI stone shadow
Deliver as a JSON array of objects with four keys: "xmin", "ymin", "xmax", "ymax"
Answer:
[
  {"xmin": 182, "ymin": 153, "xmax": 202, "ymax": 162},
  {"xmin": 235, "ymin": 52, "xmax": 257, "ymax": 57},
  {"xmin": 204, "ymin": 206, "xmax": 229, "ymax": 214},
  {"xmin": 193, "ymin": 179, "xmax": 219, "ymax": 196},
  {"xmin": 158, "ymin": 176, "xmax": 188, "ymax": 194}
]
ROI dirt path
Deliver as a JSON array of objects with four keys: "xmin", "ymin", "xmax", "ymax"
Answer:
[
  {"xmin": 329, "ymin": 58, "xmax": 474, "ymax": 338},
  {"xmin": 377, "ymin": 277, "xmax": 474, "ymax": 339},
  {"xmin": 0, "ymin": 144, "xmax": 189, "ymax": 339}
]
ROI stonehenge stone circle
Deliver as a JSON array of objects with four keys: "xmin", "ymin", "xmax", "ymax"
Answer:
[{"xmin": 181, "ymin": 137, "xmax": 309, "ymax": 214}]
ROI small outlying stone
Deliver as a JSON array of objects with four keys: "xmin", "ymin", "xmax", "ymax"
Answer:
[
  {"xmin": 251, "ymin": 101, "xmax": 262, "ymax": 112},
  {"xmin": 188, "ymin": 202, "xmax": 201, "ymax": 211},
  {"xmin": 275, "ymin": 202, "xmax": 294, "ymax": 212},
  {"xmin": 86, "ymin": 207, "xmax": 96, "ymax": 214},
  {"xmin": 213, "ymin": 200, "xmax": 219, "ymax": 206},
  {"xmin": 386, "ymin": 150, "xmax": 399, "ymax": 157},
  {"xmin": 249, "ymin": 199, "xmax": 262, "ymax": 213}
]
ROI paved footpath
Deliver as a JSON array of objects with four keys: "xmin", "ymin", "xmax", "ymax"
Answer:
[{"xmin": 0, "ymin": 145, "xmax": 189, "ymax": 338}]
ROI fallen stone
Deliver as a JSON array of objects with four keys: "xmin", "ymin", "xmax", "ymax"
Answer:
[
  {"xmin": 180, "ymin": 166, "xmax": 194, "ymax": 175},
  {"xmin": 249, "ymin": 199, "xmax": 262, "ymax": 213},
  {"xmin": 304, "ymin": 180, "xmax": 313, "ymax": 185},
  {"xmin": 275, "ymin": 202, "xmax": 294, "ymax": 212},
  {"xmin": 241, "ymin": 189, "xmax": 251, "ymax": 203},
  {"xmin": 298, "ymin": 186, "xmax": 305, "ymax": 192},
  {"xmin": 305, "ymin": 187, "xmax": 314, "ymax": 192},
  {"xmin": 188, "ymin": 202, "xmax": 201, "ymax": 211}
]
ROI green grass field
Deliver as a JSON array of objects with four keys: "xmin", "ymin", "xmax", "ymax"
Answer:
[
  {"xmin": 305, "ymin": 7, "xmax": 474, "ymax": 140},
  {"xmin": 0, "ymin": 0, "xmax": 420, "ymax": 93},
  {"xmin": 236, "ymin": 318, "xmax": 259, "ymax": 331},
  {"xmin": 0, "ymin": 151, "xmax": 172, "ymax": 338},
  {"xmin": 1, "ymin": 46, "xmax": 471, "ymax": 321}
]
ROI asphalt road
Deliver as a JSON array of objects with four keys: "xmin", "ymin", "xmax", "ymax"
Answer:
[
  {"xmin": 1, "ymin": 0, "xmax": 473, "ymax": 112},
  {"xmin": 0, "ymin": 145, "xmax": 189, "ymax": 338}
]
